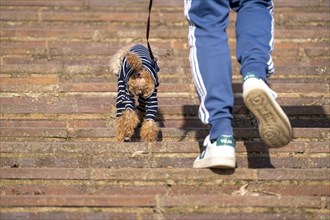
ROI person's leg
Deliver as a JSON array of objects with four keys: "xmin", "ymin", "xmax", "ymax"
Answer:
[
  {"xmin": 233, "ymin": 0, "xmax": 275, "ymax": 81},
  {"xmin": 184, "ymin": 0, "xmax": 233, "ymax": 140},
  {"xmin": 233, "ymin": 0, "xmax": 292, "ymax": 147},
  {"xmin": 184, "ymin": 0, "xmax": 235, "ymax": 169}
]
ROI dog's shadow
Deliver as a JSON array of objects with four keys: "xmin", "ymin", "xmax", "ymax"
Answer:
[{"xmin": 156, "ymin": 109, "xmax": 165, "ymax": 141}]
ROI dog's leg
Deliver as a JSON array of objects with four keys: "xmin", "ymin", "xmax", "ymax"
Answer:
[
  {"xmin": 140, "ymin": 120, "xmax": 159, "ymax": 142},
  {"xmin": 116, "ymin": 110, "xmax": 139, "ymax": 142},
  {"xmin": 116, "ymin": 116, "xmax": 126, "ymax": 142}
]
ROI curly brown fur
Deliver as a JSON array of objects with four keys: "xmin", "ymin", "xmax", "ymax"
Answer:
[
  {"xmin": 126, "ymin": 52, "xmax": 142, "ymax": 72},
  {"xmin": 109, "ymin": 44, "xmax": 135, "ymax": 76},
  {"xmin": 140, "ymin": 120, "xmax": 159, "ymax": 142},
  {"xmin": 116, "ymin": 110, "xmax": 140, "ymax": 142},
  {"xmin": 128, "ymin": 69, "xmax": 155, "ymax": 98},
  {"xmin": 113, "ymin": 44, "xmax": 159, "ymax": 143},
  {"xmin": 110, "ymin": 43, "xmax": 159, "ymax": 76},
  {"xmin": 111, "ymin": 45, "xmax": 155, "ymax": 98}
]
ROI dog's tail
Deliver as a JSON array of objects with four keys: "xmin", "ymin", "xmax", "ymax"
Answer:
[
  {"xmin": 109, "ymin": 44, "xmax": 135, "ymax": 76},
  {"xmin": 125, "ymin": 52, "xmax": 143, "ymax": 72}
]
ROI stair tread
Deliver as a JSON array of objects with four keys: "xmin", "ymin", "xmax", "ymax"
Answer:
[
  {"xmin": 0, "ymin": 0, "xmax": 329, "ymax": 217},
  {"xmin": 1, "ymin": 167, "xmax": 329, "ymax": 180}
]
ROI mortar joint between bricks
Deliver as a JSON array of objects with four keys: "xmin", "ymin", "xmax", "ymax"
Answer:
[
  {"xmin": 320, "ymin": 197, "xmax": 329, "ymax": 209},
  {"xmin": 253, "ymin": 169, "xmax": 259, "ymax": 181},
  {"xmin": 147, "ymin": 143, "xmax": 156, "ymax": 168},
  {"xmin": 84, "ymin": 0, "xmax": 89, "ymax": 9},
  {"xmin": 37, "ymin": 8, "xmax": 44, "ymax": 23},
  {"xmin": 44, "ymin": 40, "xmax": 51, "ymax": 61},
  {"xmin": 154, "ymin": 194, "xmax": 165, "ymax": 220}
]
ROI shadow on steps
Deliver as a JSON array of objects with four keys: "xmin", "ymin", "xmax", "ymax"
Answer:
[{"xmin": 177, "ymin": 104, "xmax": 329, "ymax": 169}]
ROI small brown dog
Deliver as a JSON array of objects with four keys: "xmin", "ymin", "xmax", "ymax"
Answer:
[{"xmin": 110, "ymin": 44, "xmax": 160, "ymax": 142}]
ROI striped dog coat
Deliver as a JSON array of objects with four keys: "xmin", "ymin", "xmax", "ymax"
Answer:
[{"xmin": 116, "ymin": 44, "xmax": 160, "ymax": 121}]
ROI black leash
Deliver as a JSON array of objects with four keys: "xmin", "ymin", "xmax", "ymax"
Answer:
[{"xmin": 146, "ymin": 0, "xmax": 156, "ymax": 62}]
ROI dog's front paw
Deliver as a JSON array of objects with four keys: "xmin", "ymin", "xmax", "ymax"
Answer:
[
  {"xmin": 116, "ymin": 110, "xmax": 139, "ymax": 142},
  {"xmin": 140, "ymin": 120, "xmax": 159, "ymax": 142}
]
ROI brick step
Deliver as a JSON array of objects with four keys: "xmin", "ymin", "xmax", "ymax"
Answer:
[
  {"xmin": 1, "ymin": 0, "xmax": 328, "ymax": 8},
  {"xmin": 0, "ymin": 118, "xmax": 329, "ymax": 134},
  {"xmin": 1, "ymin": 207, "xmax": 328, "ymax": 220},
  {"xmin": 1, "ymin": 24, "xmax": 329, "ymax": 41},
  {"xmin": 161, "ymin": 104, "xmax": 330, "ymax": 116},
  {"xmin": 0, "ymin": 74, "xmax": 327, "ymax": 87},
  {"xmin": 1, "ymin": 195, "xmax": 328, "ymax": 220},
  {"xmin": 0, "ymin": 126, "xmax": 328, "ymax": 141},
  {"xmin": 1, "ymin": 177, "xmax": 329, "ymax": 197},
  {"xmin": 1, "ymin": 168, "xmax": 330, "ymax": 193},
  {"xmin": 157, "ymin": 118, "xmax": 330, "ymax": 129},
  {"xmin": 1, "ymin": 140, "xmax": 328, "ymax": 169},
  {"xmin": 1, "ymin": 64, "xmax": 329, "ymax": 82},
  {"xmin": 163, "ymin": 58, "xmax": 330, "ymax": 71},
  {"xmin": 0, "ymin": 142, "xmax": 327, "ymax": 172},
  {"xmin": 1, "ymin": 95, "xmax": 329, "ymax": 115},
  {"xmin": 1, "ymin": 150, "xmax": 329, "ymax": 169},
  {"xmin": 1, "ymin": 194, "xmax": 328, "ymax": 208},
  {"xmin": 0, "ymin": 52, "xmax": 327, "ymax": 71},
  {"xmin": 1, "ymin": 58, "xmax": 327, "ymax": 74},
  {"xmin": 0, "ymin": 8, "xmax": 328, "ymax": 28},
  {"xmin": 1, "ymin": 167, "xmax": 328, "ymax": 182},
  {"xmin": 0, "ymin": 0, "xmax": 162, "ymax": 8},
  {"xmin": 0, "ymin": 0, "xmax": 328, "ymax": 218},
  {"xmin": 1, "ymin": 81, "xmax": 329, "ymax": 95},
  {"xmin": 1, "ymin": 113, "xmax": 329, "ymax": 129},
  {"xmin": 0, "ymin": 63, "xmax": 327, "ymax": 81},
  {"xmin": 1, "ymin": 0, "xmax": 329, "ymax": 8},
  {"xmin": 1, "ymin": 104, "xmax": 328, "ymax": 118},
  {"xmin": 0, "ymin": 82, "xmax": 192, "ymax": 94},
  {"xmin": 1, "ymin": 140, "xmax": 329, "ymax": 154},
  {"xmin": 1, "ymin": 40, "xmax": 328, "ymax": 58},
  {"xmin": 0, "ymin": 63, "xmax": 330, "ymax": 81},
  {"xmin": 1, "ymin": 167, "xmax": 329, "ymax": 183},
  {"xmin": 1, "ymin": 65, "xmax": 328, "ymax": 84},
  {"xmin": 1, "ymin": 167, "xmax": 329, "ymax": 218}
]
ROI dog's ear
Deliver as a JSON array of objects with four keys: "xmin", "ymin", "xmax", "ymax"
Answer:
[{"xmin": 126, "ymin": 52, "xmax": 143, "ymax": 72}]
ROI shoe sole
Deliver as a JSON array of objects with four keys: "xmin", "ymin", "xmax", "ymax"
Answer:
[
  {"xmin": 243, "ymin": 85, "xmax": 292, "ymax": 148},
  {"xmin": 193, "ymin": 157, "xmax": 235, "ymax": 169}
]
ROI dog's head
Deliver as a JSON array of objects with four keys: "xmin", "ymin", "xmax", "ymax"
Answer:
[{"xmin": 126, "ymin": 51, "xmax": 158, "ymax": 98}]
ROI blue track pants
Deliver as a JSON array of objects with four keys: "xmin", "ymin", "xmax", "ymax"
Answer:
[{"xmin": 184, "ymin": 0, "xmax": 275, "ymax": 140}]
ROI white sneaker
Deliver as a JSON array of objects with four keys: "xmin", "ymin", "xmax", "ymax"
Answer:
[
  {"xmin": 193, "ymin": 135, "xmax": 236, "ymax": 169},
  {"xmin": 243, "ymin": 73, "xmax": 292, "ymax": 148}
]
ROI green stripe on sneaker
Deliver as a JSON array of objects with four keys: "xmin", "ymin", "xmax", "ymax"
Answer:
[
  {"xmin": 243, "ymin": 72, "xmax": 260, "ymax": 82},
  {"xmin": 216, "ymin": 135, "xmax": 236, "ymax": 147}
]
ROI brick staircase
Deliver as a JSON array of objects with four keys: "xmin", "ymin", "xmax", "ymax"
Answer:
[{"xmin": 0, "ymin": 0, "xmax": 329, "ymax": 219}]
